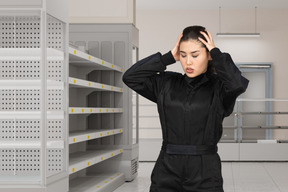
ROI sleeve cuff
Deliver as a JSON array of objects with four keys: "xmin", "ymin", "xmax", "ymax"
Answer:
[
  {"xmin": 210, "ymin": 47, "xmax": 222, "ymax": 58},
  {"xmin": 160, "ymin": 51, "xmax": 176, "ymax": 66}
]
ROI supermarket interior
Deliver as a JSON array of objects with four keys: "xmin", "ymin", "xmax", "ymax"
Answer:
[{"xmin": 1, "ymin": 0, "xmax": 288, "ymax": 192}]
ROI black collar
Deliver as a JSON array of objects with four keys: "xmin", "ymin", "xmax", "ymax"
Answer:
[{"xmin": 184, "ymin": 72, "xmax": 209, "ymax": 88}]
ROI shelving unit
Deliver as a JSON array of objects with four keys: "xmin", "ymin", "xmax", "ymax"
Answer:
[
  {"xmin": 0, "ymin": 1, "xmax": 69, "ymax": 191},
  {"xmin": 0, "ymin": 3, "xmax": 138, "ymax": 190},
  {"xmin": 68, "ymin": 45, "xmax": 125, "ymax": 191},
  {"xmin": 69, "ymin": 44, "xmax": 125, "ymax": 190},
  {"xmin": 219, "ymin": 98, "xmax": 288, "ymax": 161},
  {"xmin": 69, "ymin": 23, "xmax": 139, "ymax": 192}
]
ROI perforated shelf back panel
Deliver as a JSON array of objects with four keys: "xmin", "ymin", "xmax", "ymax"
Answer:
[
  {"xmin": 0, "ymin": 149, "xmax": 64, "ymax": 177},
  {"xmin": 0, "ymin": 119, "xmax": 63, "ymax": 141},
  {"xmin": 0, "ymin": 16, "xmax": 64, "ymax": 82},
  {"xmin": 0, "ymin": 13, "xmax": 67, "ymax": 183},
  {"xmin": 0, "ymin": 16, "xmax": 41, "ymax": 48}
]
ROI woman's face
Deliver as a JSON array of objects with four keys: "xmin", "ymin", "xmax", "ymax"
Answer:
[{"xmin": 179, "ymin": 40, "xmax": 211, "ymax": 78}]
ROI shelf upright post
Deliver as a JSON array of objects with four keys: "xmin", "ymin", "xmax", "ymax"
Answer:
[{"xmin": 40, "ymin": 6, "xmax": 48, "ymax": 188}]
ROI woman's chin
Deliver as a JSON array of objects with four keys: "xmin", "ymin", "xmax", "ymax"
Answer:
[{"xmin": 185, "ymin": 72, "xmax": 197, "ymax": 78}]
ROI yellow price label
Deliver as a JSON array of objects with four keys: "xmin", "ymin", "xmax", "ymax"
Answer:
[
  {"xmin": 99, "ymin": 109, "xmax": 102, "ymax": 112},
  {"xmin": 106, "ymin": 109, "xmax": 108, "ymax": 112},
  {"xmin": 120, "ymin": 88, "xmax": 122, "ymax": 92},
  {"xmin": 120, "ymin": 129, "xmax": 122, "ymax": 132},
  {"xmin": 112, "ymin": 65, "xmax": 114, "ymax": 68},
  {"xmin": 111, "ymin": 153, "xmax": 113, "ymax": 156},
  {"xmin": 74, "ymin": 50, "xmax": 76, "ymax": 54},
  {"xmin": 72, "ymin": 168, "xmax": 75, "ymax": 172},
  {"xmin": 88, "ymin": 56, "xmax": 91, "ymax": 60},
  {"xmin": 88, "ymin": 135, "xmax": 90, "ymax": 139},
  {"xmin": 101, "ymin": 85, "xmax": 104, "ymax": 89},
  {"xmin": 100, "ymin": 133, "xmax": 103, "ymax": 137},
  {"xmin": 90, "ymin": 109, "xmax": 93, "ymax": 112},
  {"xmin": 110, "ymin": 178, "xmax": 113, "ymax": 180},
  {"xmin": 71, "ymin": 108, "xmax": 74, "ymax": 113},
  {"xmin": 73, "ymin": 138, "xmax": 76, "ymax": 142},
  {"xmin": 119, "ymin": 109, "xmax": 121, "ymax": 112},
  {"xmin": 107, "ymin": 132, "xmax": 109, "ymax": 135},
  {"xmin": 121, "ymin": 68, "xmax": 123, "ymax": 72},
  {"xmin": 73, "ymin": 79, "xmax": 76, "ymax": 84},
  {"xmin": 87, "ymin": 162, "xmax": 90, "ymax": 166},
  {"xmin": 101, "ymin": 157, "xmax": 103, "ymax": 160},
  {"xmin": 120, "ymin": 149, "xmax": 122, "ymax": 153},
  {"xmin": 113, "ymin": 131, "xmax": 115, "ymax": 134},
  {"xmin": 104, "ymin": 181, "xmax": 108, "ymax": 183},
  {"xmin": 113, "ymin": 109, "xmax": 115, "ymax": 112},
  {"xmin": 82, "ymin": 108, "xmax": 84, "ymax": 112},
  {"xmin": 111, "ymin": 87, "xmax": 113, "ymax": 90},
  {"xmin": 97, "ymin": 186, "xmax": 101, "ymax": 188},
  {"xmin": 89, "ymin": 82, "xmax": 91, "ymax": 86},
  {"xmin": 102, "ymin": 61, "xmax": 104, "ymax": 64}
]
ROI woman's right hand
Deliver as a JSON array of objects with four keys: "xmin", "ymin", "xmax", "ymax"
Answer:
[{"xmin": 171, "ymin": 33, "xmax": 183, "ymax": 61}]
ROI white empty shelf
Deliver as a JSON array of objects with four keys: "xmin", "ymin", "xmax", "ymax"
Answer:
[
  {"xmin": 0, "ymin": 80, "xmax": 64, "ymax": 90},
  {"xmin": 0, "ymin": 111, "xmax": 64, "ymax": 120},
  {"xmin": 69, "ymin": 149, "xmax": 123, "ymax": 174},
  {"xmin": 0, "ymin": 48, "xmax": 64, "ymax": 61},
  {"xmin": 69, "ymin": 172, "xmax": 125, "ymax": 192},
  {"xmin": 69, "ymin": 107, "xmax": 122, "ymax": 114},
  {"xmin": 69, "ymin": 47, "xmax": 122, "ymax": 72},
  {"xmin": 0, "ymin": 175, "xmax": 41, "ymax": 184},
  {"xmin": 69, "ymin": 128, "xmax": 123, "ymax": 144},
  {"xmin": 69, "ymin": 77, "xmax": 123, "ymax": 93},
  {"xmin": 0, "ymin": 140, "xmax": 64, "ymax": 149}
]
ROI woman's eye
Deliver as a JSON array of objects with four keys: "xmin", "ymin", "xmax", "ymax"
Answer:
[
  {"xmin": 192, "ymin": 55, "xmax": 199, "ymax": 58},
  {"xmin": 181, "ymin": 55, "xmax": 186, "ymax": 58}
]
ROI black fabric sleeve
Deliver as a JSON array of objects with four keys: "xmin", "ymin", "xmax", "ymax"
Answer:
[
  {"xmin": 210, "ymin": 48, "xmax": 249, "ymax": 116},
  {"xmin": 122, "ymin": 51, "xmax": 176, "ymax": 103}
]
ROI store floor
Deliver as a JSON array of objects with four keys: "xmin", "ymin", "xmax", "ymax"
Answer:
[{"xmin": 114, "ymin": 162, "xmax": 288, "ymax": 192}]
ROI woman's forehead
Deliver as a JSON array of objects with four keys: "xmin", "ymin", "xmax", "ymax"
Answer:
[{"xmin": 180, "ymin": 40, "xmax": 204, "ymax": 52}]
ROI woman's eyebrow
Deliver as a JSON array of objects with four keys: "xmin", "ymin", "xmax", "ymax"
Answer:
[{"xmin": 180, "ymin": 50, "xmax": 200, "ymax": 54}]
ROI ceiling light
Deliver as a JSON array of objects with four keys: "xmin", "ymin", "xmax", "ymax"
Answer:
[{"xmin": 216, "ymin": 33, "xmax": 260, "ymax": 37}]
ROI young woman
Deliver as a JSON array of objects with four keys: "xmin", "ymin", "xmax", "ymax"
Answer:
[{"xmin": 123, "ymin": 26, "xmax": 249, "ymax": 192}]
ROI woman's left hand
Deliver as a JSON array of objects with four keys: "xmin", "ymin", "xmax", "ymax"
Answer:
[{"xmin": 198, "ymin": 30, "xmax": 216, "ymax": 52}]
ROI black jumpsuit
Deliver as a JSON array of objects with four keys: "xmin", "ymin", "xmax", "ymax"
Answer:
[{"xmin": 122, "ymin": 48, "xmax": 249, "ymax": 192}]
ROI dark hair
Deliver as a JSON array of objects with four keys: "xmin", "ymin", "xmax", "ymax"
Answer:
[
  {"xmin": 180, "ymin": 25, "xmax": 209, "ymax": 52},
  {"xmin": 180, "ymin": 25, "xmax": 215, "ymax": 74}
]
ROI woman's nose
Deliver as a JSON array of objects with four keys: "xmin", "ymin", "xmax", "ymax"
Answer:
[{"xmin": 187, "ymin": 56, "xmax": 192, "ymax": 65}]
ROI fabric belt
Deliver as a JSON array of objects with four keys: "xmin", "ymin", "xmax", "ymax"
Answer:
[{"xmin": 162, "ymin": 143, "xmax": 218, "ymax": 155}]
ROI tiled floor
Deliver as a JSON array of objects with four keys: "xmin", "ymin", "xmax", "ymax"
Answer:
[{"xmin": 114, "ymin": 162, "xmax": 288, "ymax": 192}]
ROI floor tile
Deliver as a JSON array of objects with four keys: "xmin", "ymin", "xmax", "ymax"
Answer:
[
  {"xmin": 113, "ymin": 162, "xmax": 288, "ymax": 192},
  {"xmin": 263, "ymin": 163, "xmax": 288, "ymax": 192},
  {"xmin": 232, "ymin": 163, "xmax": 281, "ymax": 192}
]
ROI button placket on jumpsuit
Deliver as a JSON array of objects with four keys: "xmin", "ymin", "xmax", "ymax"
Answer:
[{"xmin": 122, "ymin": 48, "xmax": 249, "ymax": 192}]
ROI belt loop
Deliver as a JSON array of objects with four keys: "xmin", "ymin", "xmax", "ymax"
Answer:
[{"xmin": 161, "ymin": 141, "xmax": 167, "ymax": 151}]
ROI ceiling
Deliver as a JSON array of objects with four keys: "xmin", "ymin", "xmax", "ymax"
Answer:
[{"xmin": 136, "ymin": 0, "xmax": 288, "ymax": 10}]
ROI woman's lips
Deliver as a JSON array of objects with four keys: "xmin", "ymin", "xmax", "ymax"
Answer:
[{"xmin": 186, "ymin": 67, "xmax": 194, "ymax": 73}]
